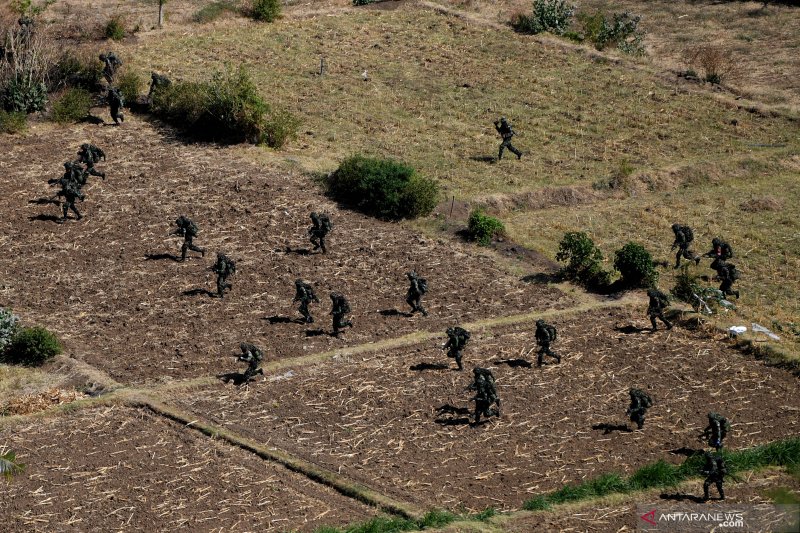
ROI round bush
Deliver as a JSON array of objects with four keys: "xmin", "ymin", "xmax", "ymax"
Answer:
[
  {"xmin": 467, "ymin": 208, "xmax": 505, "ymax": 246},
  {"xmin": 51, "ymin": 88, "xmax": 92, "ymax": 124},
  {"xmin": 252, "ymin": 0, "xmax": 281, "ymax": 22},
  {"xmin": 614, "ymin": 242, "xmax": 658, "ymax": 288},
  {"xmin": 118, "ymin": 71, "xmax": 142, "ymax": 107},
  {"xmin": 327, "ymin": 155, "xmax": 439, "ymax": 220},
  {"xmin": 4, "ymin": 327, "xmax": 62, "ymax": 366},
  {"xmin": 555, "ymin": 231, "xmax": 611, "ymax": 289}
]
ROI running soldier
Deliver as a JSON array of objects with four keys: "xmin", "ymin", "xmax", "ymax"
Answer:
[
  {"xmin": 671, "ymin": 224, "xmax": 700, "ymax": 269},
  {"xmin": 76, "ymin": 143, "xmax": 106, "ymax": 180},
  {"xmin": 148, "ymin": 71, "xmax": 172, "ymax": 101},
  {"xmin": 293, "ymin": 279, "xmax": 320, "ymax": 323},
  {"xmin": 308, "ymin": 212, "xmax": 333, "ymax": 253},
  {"xmin": 442, "ymin": 326, "xmax": 470, "ymax": 371},
  {"xmin": 50, "ymin": 161, "xmax": 86, "ymax": 188},
  {"xmin": 405, "ymin": 271, "xmax": 428, "ymax": 316},
  {"xmin": 170, "ymin": 215, "xmax": 205, "ymax": 261},
  {"xmin": 701, "ymin": 412, "xmax": 730, "ymax": 451},
  {"xmin": 108, "ymin": 87, "xmax": 124, "ymax": 125},
  {"xmin": 703, "ymin": 237, "xmax": 733, "ymax": 273},
  {"xmin": 212, "ymin": 253, "xmax": 236, "ymax": 298},
  {"xmin": 715, "ymin": 262, "xmax": 740, "ymax": 300},
  {"xmin": 56, "ymin": 178, "xmax": 85, "ymax": 223},
  {"xmin": 494, "ymin": 117, "xmax": 522, "ymax": 160},
  {"xmin": 627, "ymin": 388, "xmax": 653, "ymax": 430},
  {"xmin": 646, "ymin": 288, "xmax": 673, "ymax": 331},
  {"xmin": 468, "ymin": 367, "xmax": 501, "ymax": 424},
  {"xmin": 535, "ymin": 319, "xmax": 560, "ymax": 366},
  {"xmin": 99, "ymin": 52, "xmax": 122, "ymax": 83},
  {"xmin": 330, "ymin": 292, "xmax": 353, "ymax": 336},
  {"xmin": 237, "ymin": 342, "xmax": 264, "ymax": 383},
  {"xmin": 702, "ymin": 452, "xmax": 727, "ymax": 501}
]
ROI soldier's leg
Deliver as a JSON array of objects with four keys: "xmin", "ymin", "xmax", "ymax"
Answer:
[
  {"xmin": 650, "ymin": 314, "xmax": 658, "ymax": 331},
  {"xmin": 300, "ymin": 301, "xmax": 312, "ymax": 322},
  {"xmin": 181, "ymin": 241, "xmax": 188, "ymax": 261},
  {"xmin": 455, "ymin": 350, "xmax": 463, "ymax": 371},
  {"xmin": 70, "ymin": 202, "xmax": 82, "ymax": 220},
  {"xmin": 60, "ymin": 202, "xmax": 69, "ymax": 221},
  {"xmin": 703, "ymin": 479, "xmax": 711, "ymax": 501},
  {"xmin": 716, "ymin": 480, "xmax": 724, "ymax": 500},
  {"xmin": 498, "ymin": 141, "xmax": 506, "ymax": 160},
  {"xmin": 551, "ymin": 349, "xmax": 561, "ymax": 363},
  {"xmin": 659, "ymin": 313, "xmax": 673, "ymax": 330},
  {"xmin": 319, "ymin": 236, "xmax": 326, "ymax": 253},
  {"xmin": 217, "ymin": 276, "xmax": 225, "ymax": 298},
  {"xmin": 634, "ymin": 411, "xmax": 645, "ymax": 429},
  {"xmin": 537, "ymin": 348, "xmax": 544, "ymax": 367},
  {"xmin": 310, "ymin": 234, "xmax": 320, "ymax": 250},
  {"xmin": 406, "ymin": 294, "xmax": 416, "ymax": 313},
  {"xmin": 508, "ymin": 143, "xmax": 522, "ymax": 160},
  {"xmin": 675, "ymin": 248, "xmax": 683, "ymax": 268},
  {"xmin": 87, "ymin": 166, "xmax": 105, "ymax": 179}
]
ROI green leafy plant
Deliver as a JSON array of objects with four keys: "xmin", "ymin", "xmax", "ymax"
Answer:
[
  {"xmin": 3, "ymin": 326, "xmax": 63, "ymax": 366},
  {"xmin": 2, "ymin": 78, "xmax": 47, "ymax": 113},
  {"xmin": 50, "ymin": 87, "xmax": 92, "ymax": 124},
  {"xmin": 326, "ymin": 155, "xmax": 439, "ymax": 220},
  {"xmin": 48, "ymin": 51, "xmax": 104, "ymax": 92},
  {"xmin": 118, "ymin": 71, "xmax": 142, "ymax": 107},
  {"xmin": 555, "ymin": 231, "xmax": 610, "ymax": 289},
  {"xmin": 614, "ymin": 242, "xmax": 658, "ymax": 288},
  {"xmin": 0, "ymin": 449, "xmax": 25, "ymax": 480},
  {"xmin": 0, "ymin": 110, "xmax": 27, "ymax": 133},
  {"xmin": 104, "ymin": 15, "xmax": 126, "ymax": 41},
  {"xmin": 251, "ymin": 0, "xmax": 281, "ymax": 22},
  {"xmin": 512, "ymin": 0, "xmax": 576, "ymax": 36},
  {"xmin": 0, "ymin": 308, "xmax": 19, "ymax": 351},
  {"xmin": 467, "ymin": 208, "xmax": 506, "ymax": 246},
  {"xmin": 262, "ymin": 108, "xmax": 300, "ymax": 149}
]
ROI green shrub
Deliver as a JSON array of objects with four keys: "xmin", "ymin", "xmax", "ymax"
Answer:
[
  {"xmin": 555, "ymin": 231, "xmax": 611, "ymax": 289},
  {"xmin": 0, "ymin": 449, "xmax": 25, "ymax": 480},
  {"xmin": 104, "ymin": 15, "xmax": 126, "ymax": 40},
  {"xmin": 326, "ymin": 155, "xmax": 439, "ymax": 220},
  {"xmin": 263, "ymin": 108, "xmax": 300, "ymax": 149},
  {"xmin": 614, "ymin": 242, "xmax": 657, "ymax": 288},
  {"xmin": 576, "ymin": 11, "xmax": 645, "ymax": 54},
  {"xmin": 0, "ymin": 110, "xmax": 27, "ymax": 134},
  {"xmin": 3, "ymin": 326, "xmax": 62, "ymax": 366},
  {"xmin": 251, "ymin": 0, "xmax": 281, "ymax": 22},
  {"xmin": 512, "ymin": 0, "xmax": 576, "ymax": 36},
  {"xmin": 467, "ymin": 208, "xmax": 506, "ymax": 246},
  {"xmin": 628, "ymin": 460, "xmax": 682, "ymax": 490},
  {"xmin": 2, "ymin": 78, "xmax": 47, "ymax": 113},
  {"xmin": 48, "ymin": 51, "xmax": 103, "ymax": 92},
  {"xmin": 193, "ymin": 1, "xmax": 237, "ymax": 23},
  {"xmin": 0, "ymin": 308, "xmax": 19, "ymax": 352},
  {"xmin": 671, "ymin": 267, "xmax": 703, "ymax": 304},
  {"xmin": 51, "ymin": 88, "xmax": 92, "ymax": 124},
  {"xmin": 118, "ymin": 71, "xmax": 142, "ymax": 107}
]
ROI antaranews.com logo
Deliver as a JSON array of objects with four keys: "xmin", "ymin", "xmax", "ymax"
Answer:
[{"xmin": 636, "ymin": 504, "xmax": 799, "ymax": 532}]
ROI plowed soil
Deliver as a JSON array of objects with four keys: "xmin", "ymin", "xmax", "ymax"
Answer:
[
  {"xmin": 170, "ymin": 307, "xmax": 800, "ymax": 512},
  {"xmin": 0, "ymin": 406, "xmax": 377, "ymax": 531},
  {"xmin": 0, "ymin": 116, "xmax": 569, "ymax": 385}
]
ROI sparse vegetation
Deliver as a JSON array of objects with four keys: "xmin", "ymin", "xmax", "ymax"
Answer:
[
  {"xmin": 555, "ymin": 231, "xmax": 610, "ymax": 289},
  {"xmin": 572, "ymin": 10, "xmax": 646, "ymax": 55},
  {"xmin": 0, "ymin": 449, "xmax": 25, "ymax": 479},
  {"xmin": 467, "ymin": 208, "xmax": 506, "ymax": 245},
  {"xmin": 118, "ymin": 71, "xmax": 142, "ymax": 107},
  {"xmin": 251, "ymin": 0, "xmax": 281, "ymax": 22},
  {"xmin": 353, "ymin": 0, "xmax": 378, "ymax": 5},
  {"xmin": 193, "ymin": 1, "xmax": 238, "ymax": 24},
  {"xmin": 613, "ymin": 242, "xmax": 658, "ymax": 288},
  {"xmin": 50, "ymin": 87, "xmax": 92, "ymax": 124},
  {"xmin": 0, "ymin": 109, "xmax": 27, "ymax": 133},
  {"xmin": 3, "ymin": 326, "xmax": 62, "ymax": 367},
  {"xmin": 313, "ymin": 510, "xmax": 459, "ymax": 533},
  {"xmin": 512, "ymin": 0, "xmax": 576, "ymax": 36},
  {"xmin": 104, "ymin": 15, "xmax": 126, "ymax": 41},
  {"xmin": 684, "ymin": 45, "xmax": 737, "ymax": 84},
  {"xmin": 326, "ymin": 155, "xmax": 439, "ymax": 221},
  {"xmin": 48, "ymin": 51, "xmax": 104, "ymax": 93}
]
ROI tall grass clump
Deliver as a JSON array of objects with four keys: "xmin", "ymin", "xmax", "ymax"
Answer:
[
  {"xmin": 0, "ymin": 109, "xmax": 27, "ymax": 133},
  {"xmin": 326, "ymin": 155, "xmax": 439, "ymax": 220}
]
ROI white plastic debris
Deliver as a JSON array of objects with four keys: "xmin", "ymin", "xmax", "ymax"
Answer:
[
  {"xmin": 728, "ymin": 326, "xmax": 747, "ymax": 337},
  {"xmin": 751, "ymin": 323, "xmax": 781, "ymax": 341},
  {"xmin": 268, "ymin": 370, "xmax": 295, "ymax": 382}
]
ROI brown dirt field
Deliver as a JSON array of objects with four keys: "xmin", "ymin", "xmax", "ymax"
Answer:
[
  {"xmin": 0, "ymin": 116, "xmax": 570, "ymax": 385},
  {"xmin": 0, "ymin": 405, "xmax": 377, "ymax": 531},
  {"xmin": 499, "ymin": 469, "xmax": 800, "ymax": 533},
  {"xmin": 169, "ymin": 307, "xmax": 800, "ymax": 513}
]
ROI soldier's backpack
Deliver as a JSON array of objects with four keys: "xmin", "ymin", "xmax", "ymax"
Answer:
[
  {"xmin": 546, "ymin": 324, "xmax": 557, "ymax": 342},
  {"xmin": 656, "ymin": 290, "xmax": 670, "ymax": 308},
  {"xmin": 454, "ymin": 327, "xmax": 470, "ymax": 346},
  {"xmin": 683, "ymin": 226, "xmax": 694, "ymax": 243},
  {"xmin": 186, "ymin": 219, "xmax": 199, "ymax": 235},
  {"xmin": 637, "ymin": 390, "xmax": 653, "ymax": 408},
  {"xmin": 225, "ymin": 257, "xmax": 236, "ymax": 275},
  {"xmin": 319, "ymin": 214, "xmax": 333, "ymax": 233},
  {"xmin": 418, "ymin": 277, "xmax": 428, "ymax": 294},
  {"xmin": 728, "ymin": 264, "xmax": 740, "ymax": 280},
  {"xmin": 721, "ymin": 242, "xmax": 733, "ymax": 259},
  {"xmin": 337, "ymin": 296, "xmax": 350, "ymax": 314}
]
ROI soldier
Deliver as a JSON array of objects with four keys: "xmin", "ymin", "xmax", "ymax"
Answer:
[
  {"xmin": 56, "ymin": 178, "xmax": 85, "ymax": 223},
  {"xmin": 50, "ymin": 161, "xmax": 86, "ymax": 188},
  {"xmin": 237, "ymin": 342, "xmax": 264, "ymax": 383},
  {"xmin": 77, "ymin": 143, "xmax": 106, "ymax": 180},
  {"xmin": 702, "ymin": 452, "xmax": 727, "ymax": 501},
  {"xmin": 405, "ymin": 271, "xmax": 428, "ymax": 316},
  {"xmin": 170, "ymin": 215, "xmax": 205, "ymax": 261},
  {"xmin": 626, "ymin": 388, "xmax": 653, "ymax": 430},
  {"xmin": 212, "ymin": 252, "xmax": 236, "ymax": 298},
  {"xmin": 703, "ymin": 237, "xmax": 733, "ymax": 273},
  {"xmin": 494, "ymin": 117, "xmax": 522, "ymax": 160},
  {"xmin": 715, "ymin": 262, "xmax": 740, "ymax": 300},
  {"xmin": 99, "ymin": 52, "xmax": 122, "ymax": 83},
  {"xmin": 646, "ymin": 288, "xmax": 673, "ymax": 331},
  {"xmin": 330, "ymin": 292, "xmax": 353, "ymax": 336},
  {"xmin": 148, "ymin": 71, "xmax": 172, "ymax": 101},
  {"xmin": 535, "ymin": 319, "xmax": 560, "ymax": 366},
  {"xmin": 308, "ymin": 212, "xmax": 333, "ymax": 253},
  {"xmin": 107, "ymin": 87, "xmax": 125, "ymax": 125},
  {"xmin": 701, "ymin": 412, "xmax": 730, "ymax": 451},
  {"xmin": 442, "ymin": 326, "xmax": 470, "ymax": 371},
  {"xmin": 671, "ymin": 224, "xmax": 700, "ymax": 269},
  {"xmin": 467, "ymin": 367, "xmax": 501, "ymax": 424},
  {"xmin": 293, "ymin": 279, "xmax": 320, "ymax": 323}
]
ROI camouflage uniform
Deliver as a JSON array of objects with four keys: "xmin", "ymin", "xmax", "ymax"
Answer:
[
  {"xmin": 293, "ymin": 279, "xmax": 320, "ymax": 323},
  {"xmin": 238, "ymin": 342, "xmax": 264, "ymax": 382},
  {"xmin": 468, "ymin": 367, "xmax": 501, "ymax": 424},
  {"xmin": 330, "ymin": 292, "xmax": 353, "ymax": 335},
  {"xmin": 170, "ymin": 215, "xmax": 205, "ymax": 261},
  {"xmin": 108, "ymin": 87, "xmax": 124, "ymax": 125},
  {"xmin": 148, "ymin": 72, "xmax": 172, "ymax": 101},
  {"xmin": 627, "ymin": 388, "xmax": 653, "ymax": 430},
  {"xmin": 212, "ymin": 253, "xmax": 236, "ymax": 298},
  {"xmin": 494, "ymin": 117, "xmax": 522, "ymax": 160},
  {"xmin": 703, "ymin": 238, "xmax": 733, "ymax": 273},
  {"xmin": 671, "ymin": 224, "xmax": 700, "ymax": 268},
  {"xmin": 535, "ymin": 319, "xmax": 560, "ymax": 366},
  {"xmin": 443, "ymin": 326, "xmax": 470, "ymax": 371},
  {"xmin": 56, "ymin": 179, "xmax": 85, "ymax": 223},
  {"xmin": 405, "ymin": 271, "xmax": 428, "ymax": 316},
  {"xmin": 702, "ymin": 412, "xmax": 730, "ymax": 451},
  {"xmin": 702, "ymin": 452, "xmax": 727, "ymax": 501},
  {"xmin": 646, "ymin": 288, "xmax": 673, "ymax": 331},
  {"xmin": 53, "ymin": 161, "xmax": 87, "ymax": 188},
  {"xmin": 309, "ymin": 212, "xmax": 332, "ymax": 253},
  {"xmin": 99, "ymin": 52, "xmax": 122, "ymax": 83},
  {"xmin": 77, "ymin": 144, "xmax": 106, "ymax": 180},
  {"xmin": 715, "ymin": 262, "xmax": 740, "ymax": 300}
]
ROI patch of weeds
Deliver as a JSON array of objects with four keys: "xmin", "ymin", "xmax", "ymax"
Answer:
[
  {"xmin": 104, "ymin": 15, "xmax": 126, "ymax": 41},
  {"xmin": 467, "ymin": 208, "xmax": 506, "ymax": 245},
  {"xmin": 193, "ymin": 1, "xmax": 237, "ymax": 24},
  {"xmin": 0, "ymin": 110, "xmax": 27, "ymax": 134},
  {"xmin": 50, "ymin": 87, "xmax": 92, "ymax": 124}
]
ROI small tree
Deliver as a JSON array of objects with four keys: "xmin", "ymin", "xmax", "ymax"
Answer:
[
  {"xmin": 3, "ymin": 326, "xmax": 62, "ymax": 366},
  {"xmin": 614, "ymin": 242, "xmax": 658, "ymax": 288},
  {"xmin": 467, "ymin": 208, "xmax": 506, "ymax": 246},
  {"xmin": 556, "ymin": 231, "xmax": 610, "ymax": 289},
  {"xmin": 251, "ymin": 0, "xmax": 281, "ymax": 22},
  {"xmin": 512, "ymin": 0, "xmax": 576, "ymax": 36}
]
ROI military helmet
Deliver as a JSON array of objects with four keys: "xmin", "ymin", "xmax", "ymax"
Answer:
[
  {"xmin": 671, "ymin": 223, "xmax": 681, "ymax": 232},
  {"xmin": 536, "ymin": 319, "xmax": 545, "ymax": 326},
  {"xmin": 712, "ymin": 237, "xmax": 720, "ymax": 247},
  {"xmin": 64, "ymin": 161, "xmax": 72, "ymax": 169}
]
